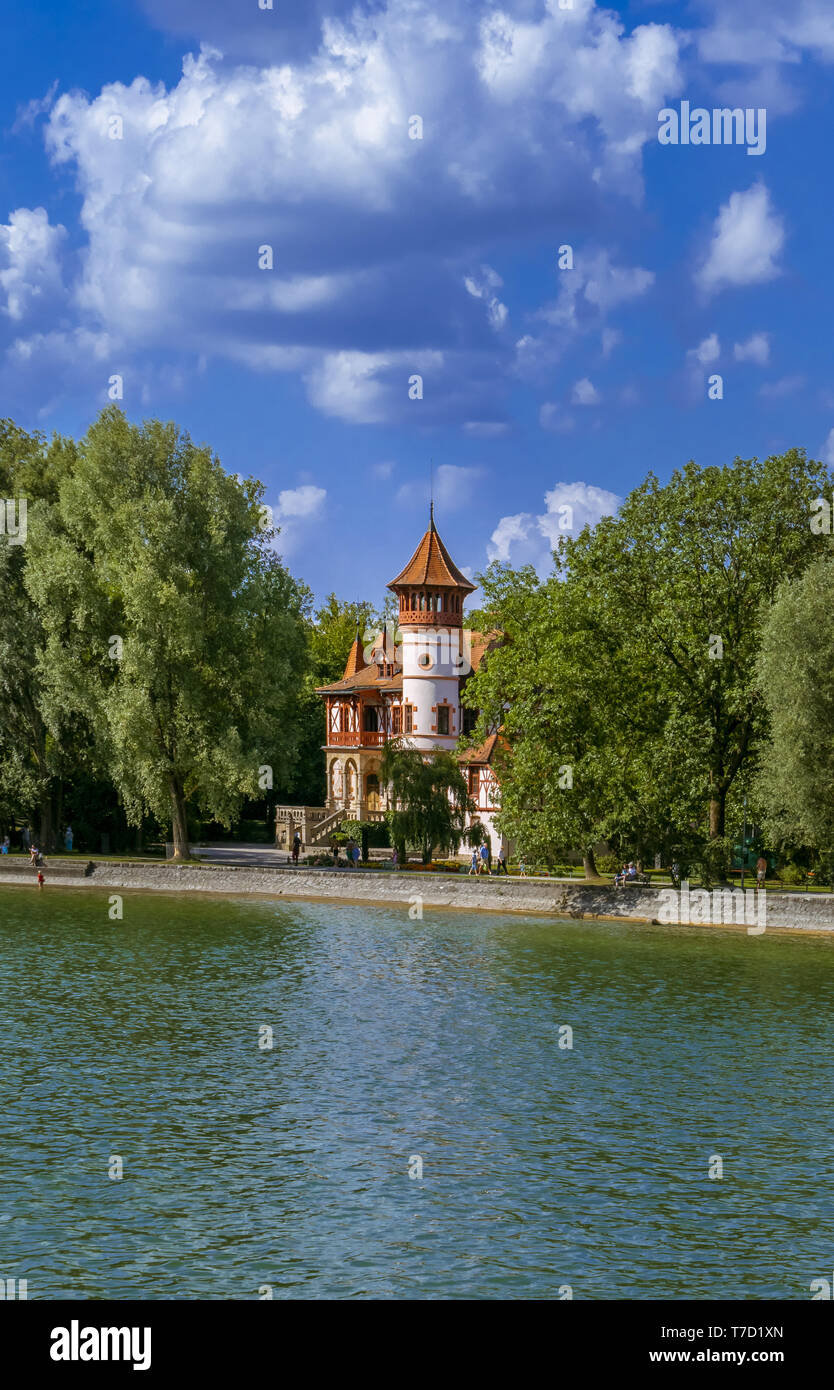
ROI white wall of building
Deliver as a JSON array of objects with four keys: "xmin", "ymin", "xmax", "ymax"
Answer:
[{"xmin": 401, "ymin": 625, "xmax": 465, "ymax": 752}]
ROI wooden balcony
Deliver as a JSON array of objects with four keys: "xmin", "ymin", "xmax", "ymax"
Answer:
[{"xmin": 326, "ymin": 730, "xmax": 387, "ymax": 748}]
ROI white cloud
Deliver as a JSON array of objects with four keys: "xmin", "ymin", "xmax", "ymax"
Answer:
[
  {"xmin": 488, "ymin": 512, "xmax": 534, "ymax": 564},
  {"xmin": 463, "ymin": 420, "xmax": 509, "ymax": 437},
  {"xmin": 371, "ymin": 460, "xmax": 394, "ymax": 479},
  {"xmin": 759, "ymin": 373, "xmax": 804, "ymax": 399},
  {"xmin": 822, "ymin": 429, "xmax": 834, "ymax": 466},
  {"xmin": 464, "ymin": 265, "xmax": 508, "ymax": 331},
  {"xmin": 265, "ymin": 481, "xmax": 327, "ymax": 559},
  {"xmin": 733, "ymin": 331, "xmax": 770, "ymax": 364},
  {"xmin": 696, "ymin": 183, "xmax": 785, "ymax": 295},
  {"xmin": 25, "ymin": 5, "xmax": 683, "ymax": 424},
  {"xmin": 540, "ymin": 402, "xmax": 575, "ymax": 433},
  {"xmin": 571, "ymin": 377, "xmax": 601, "ymax": 405},
  {"xmin": 488, "ymin": 480, "xmax": 621, "ymax": 573},
  {"xmin": 601, "ymin": 327, "xmax": 622, "ymax": 357},
  {"xmin": 276, "ymin": 485, "xmax": 326, "ymax": 520},
  {"xmin": 0, "ymin": 207, "xmax": 65, "ymax": 320},
  {"xmin": 688, "ymin": 333, "xmax": 721, "ymax": 365},
  {"xmin": 537, "ymin": 481, "xmax": 621, "ymax": 546}
]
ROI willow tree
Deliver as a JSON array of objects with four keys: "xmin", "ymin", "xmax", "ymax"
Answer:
[
  {"xmin": 382, "ymin": 742, "xmax": 471, "ymax": 864},
  {"xmin": 26, "ymin": 407, "xmax": 309, "ymax": 858}
]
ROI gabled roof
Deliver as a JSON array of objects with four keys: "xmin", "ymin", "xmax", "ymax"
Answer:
[
  {"xmin": 388, "ymin": 506, "xmax": 476, "ymax": 594},
  {"xmin": 458, "ymin": 732, "xmax": 502, "ymax": 765},
  {"xmin": 316, "ymin": 664, "xmax": 403, "ymax": 695}
]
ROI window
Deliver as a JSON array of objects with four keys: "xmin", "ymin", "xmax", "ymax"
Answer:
[
  {"xmin": 468, "ymin": 768, "xmax": 479, "ymax": 797},
  {"xmin": 392, "ymin": 706, "xmax": 402, "ymax": 735},
  {"xmin": 417, "ymin": 651, "xmax": 432, "ymax": 670},
  {"xmin": 462, "ymin": 706, "xmax": 478, "ymax": 736},
  {"xmin": 437, "ymin": 705, "xmax": 450, "ymax": 735},
  {"xmin": 404, "ymin": 705, "xmax": 413, "ymax": 734}
]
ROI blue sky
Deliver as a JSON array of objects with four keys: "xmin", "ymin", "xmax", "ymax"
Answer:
[{"xmin": 2, "ymin": 0, "xmax": 834, "ymax": 605}]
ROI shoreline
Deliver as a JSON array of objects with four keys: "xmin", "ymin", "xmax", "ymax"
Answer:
[{"xmin": 3, "ymin": 860, "xmax": 834, "ymax": 933}]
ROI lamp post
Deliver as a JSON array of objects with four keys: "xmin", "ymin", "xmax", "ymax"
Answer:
[{"xmin": 741, "ymin": 794, "xmax": 748, "ymax": 891}]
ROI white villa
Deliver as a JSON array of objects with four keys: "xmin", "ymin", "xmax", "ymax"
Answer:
[{"xmin": 275, "ymin": 507, "xmax": 504, "ymax": 857}]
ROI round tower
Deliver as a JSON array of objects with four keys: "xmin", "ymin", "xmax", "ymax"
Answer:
[{"xmin": 387, "ymin": 504, "xmax": 476, "ymax": 753}]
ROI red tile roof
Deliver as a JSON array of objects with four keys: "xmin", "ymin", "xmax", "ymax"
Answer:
[{"xmin": 388, "ymin": 510, "xmax": 476, "ymax": 593}]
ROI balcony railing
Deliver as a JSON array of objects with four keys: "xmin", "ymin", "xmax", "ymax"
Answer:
[{"xmin": 326, "ymin": 730, "xmax": 387, "ymax": 748}]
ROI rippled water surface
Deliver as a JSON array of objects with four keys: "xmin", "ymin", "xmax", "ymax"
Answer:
[{"xmin": 1, "ymin": 885, "xmax": 833, "ymax": 1299}]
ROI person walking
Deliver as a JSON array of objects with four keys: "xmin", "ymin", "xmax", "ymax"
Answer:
[
  {"xmin": 479, "ymin": 843, "xmax": 490, "ymax": 875},
  {"xmin": 756, "ymin": 854, "xmax": 768, "ymax": 889},
  {"xmin": 292, "ymin": 832, "xmax": 301, "ymax": 866},
  {"xmin": 468, "ymin": 848, "xmax": 479, "ymax": 875},
  {"xmin": 495, "ymin": 847, "xmax": 508, "ymax": 875},
  {"xmin": 518, "ymin": 857, "xmax": 527, "ymax": 877},
  {"xmin": 352, "ymin": 842, "xmax": 361, "ymax": 869},
  {"xmin": 64, "ymin": 824, "xmax": 73, "ymax": 852}
]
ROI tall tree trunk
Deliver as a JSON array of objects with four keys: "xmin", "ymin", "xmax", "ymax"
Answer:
[
  {"xmin": 169, "ymin": 776, "xmax": 189, "ymax": 860},
  {"xmin": 583, "ymin": 849, "xmax": 598, "ymax": 879},
  {"xmin": 38, "ymin": 790, "xmax": 54, "ymax": 852},
  {"xmin": 709, "ymin": 777, "xmax": 725, "ymax": 839}
]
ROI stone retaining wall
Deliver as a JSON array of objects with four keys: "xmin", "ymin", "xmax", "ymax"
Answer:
[{"xmin": 2, "ymin": 860, "xmax": 834, "ymax": 930}]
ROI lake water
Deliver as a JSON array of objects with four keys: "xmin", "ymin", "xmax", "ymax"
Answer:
[{"xmin": 1, "ymin": 885, "xmax": 833, "ymax": 1300}]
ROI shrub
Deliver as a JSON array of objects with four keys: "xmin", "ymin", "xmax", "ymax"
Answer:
[
  {"xmin": 779, "ymin": 862, "xmax": 805, "ymax": 886},
  {"xmin": 595, "ymin": 852, "xmax": 621, "ymax": 875}
]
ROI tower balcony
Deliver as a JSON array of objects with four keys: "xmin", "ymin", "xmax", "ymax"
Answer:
[{"xmin": 399, "ymin": 608, "xmax": 463, "ymax": 628}]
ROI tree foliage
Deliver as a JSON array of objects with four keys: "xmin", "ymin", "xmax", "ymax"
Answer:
[
  {"xmin": 382, "ymin": 742, "xmax": 472, "ymax": 864},
  {"xmin": 755, "ymin": 550, "xmax": 834, "ymax": 849},
  {"xmin": 465, "ymin": 451, "xmax": 829, "ymax": 876},
  {"xmin": 25, "ymin": 408, "xmax": 310, "ymax": 857}
]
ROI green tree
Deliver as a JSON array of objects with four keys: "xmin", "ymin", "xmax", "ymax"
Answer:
[
  {"xmin": 0, "ymin": 420, "xmax": 79, "ymax": 845},
  {"xmin": 26, "ymin": 407, "xmax": 309, "ymax": 858},
  {"xmin": 381, "ymin": 742, "xmax": 472, "ymax": 864},
  {"xmin": 754, "ymin": 551, "xmax": 834, "ymax": 850},
  {"xmin": 287, "ymin": 594, "xmax": 381, "ymax": 807},
  {"xmin": 465, "ymin": 451, "xmax": 829, "ymax": 876}
]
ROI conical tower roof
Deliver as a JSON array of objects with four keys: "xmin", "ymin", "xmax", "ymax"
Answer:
[
  {"xmin": 388, "ymin": 505, "xmax": 476, "ymax": 594},
  {"xmin": 342, "ymin": 627, "xmax": 365, "ymax": 679}
]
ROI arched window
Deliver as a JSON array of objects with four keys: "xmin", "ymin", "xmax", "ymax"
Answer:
[{"xmin": 420, "ymin": 592, "xmax": 426, "ymax": 611}]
